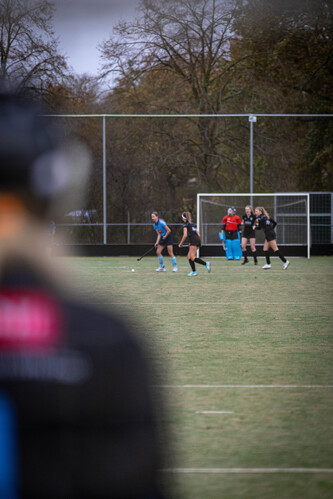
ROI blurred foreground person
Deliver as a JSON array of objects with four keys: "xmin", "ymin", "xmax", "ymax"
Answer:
[{"xmin": 0, "ymin": 92, "xmax": 166, "ymax": 499}]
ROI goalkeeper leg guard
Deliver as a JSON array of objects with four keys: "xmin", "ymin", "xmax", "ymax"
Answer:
[
  {"xmin": 225, "ymin": 239, "xmax": 233, "ymax": 259},
  {"xmin": 231, "ymin": 238, "xmax": 242, "ymax": 260}
]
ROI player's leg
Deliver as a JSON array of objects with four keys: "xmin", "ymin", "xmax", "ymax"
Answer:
[
  {"xmin": 156, "ymin": 244, "xmax": 166, "ymax": 271},
  {"xmin": 167, "ymin": 244, "xmax": 178, "ymax": 272},
  {"xmin": 194, "ymin": 251, "xmax": 210, "ymax": 273},
  {"xmin": 188, "ymin": 246, "xmax": 197, "ymax": 275},
  {"xmin": 250, "ymin": 238, "xmax": 258, "ymax": 265},
  {"xmin": 241, "ymin": 237, "xmax": 249, "ymax": 264},
  {"xmin": 270, "ymin": 241, "xmax": 289, "ymax": 269},
  {"xmin": 231, "ymin": 232, "xmax": 242, "ymax": 260},
  {"xmin": 225, "ymin": 237, "xmax": 233, "ymax": 259},
  {"xmin": 262, "ymin": 240, "xmax": 271, "ymax": 269}
]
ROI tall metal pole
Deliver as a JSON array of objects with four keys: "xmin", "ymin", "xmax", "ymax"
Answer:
[
  {"xmin": 103, "ymin": 116, "xmax": 107, "ymax": 244},
  {"xmin": 249, "ymin": 115, "xmax": 256, "ymax": 206},
  {"xmin": 250, "ymin": 120, "xmax": 253, "ymax": 195}
]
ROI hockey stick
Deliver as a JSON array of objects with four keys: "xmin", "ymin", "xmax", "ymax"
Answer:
[{"xmin": 137, "ymin": 245, "xmax": 156, "ymax": 261}]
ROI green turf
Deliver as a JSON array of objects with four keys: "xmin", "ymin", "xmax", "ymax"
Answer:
[{"xmin": 63, "ymin": 255, "xmax": 333, "ymax": 498}]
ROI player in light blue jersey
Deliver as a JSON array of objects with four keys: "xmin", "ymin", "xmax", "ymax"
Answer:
[{"xmin": 151, "ymin": 211, "xmax": 178, "ymax": 272}]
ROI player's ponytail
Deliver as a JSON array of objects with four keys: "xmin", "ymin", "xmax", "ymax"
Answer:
[
  {"xmin": 255, "ymin": 206, "xmax": 270, "ymax": 219},
  {"xmin": 262, "ymin": 207, "xmax": 270, "ymax": 219}
]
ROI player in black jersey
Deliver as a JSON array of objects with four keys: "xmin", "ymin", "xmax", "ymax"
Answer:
[
  {"xmin": 178, "ymin": 212, "xmax": 211, "ymax": 276},
  {"xmin": 241, "ymin": 205, "xmax": 258, "ymax": 265},
  {"xmin": 254, "ymin": 206, "xmax": 290, "ymax": 270}
]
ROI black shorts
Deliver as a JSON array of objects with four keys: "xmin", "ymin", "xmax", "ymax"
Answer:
[
  {"xmin": 242, "ymin": 230, "xmax": 255, "ymax": 239},
  {"xmin": 189, "ymin": 239, "xmax": 201, "ymax": 247},
  {"xmin": 225, "ymin": 230, "xmax": 239, "ymax": 241},
  {"xmin": 159, "ymin": 233, "xmax": 173, "ymax": 246},
  {"xmin": 265, "ymin": 230, "xmax": 276, "ymax": 242}
]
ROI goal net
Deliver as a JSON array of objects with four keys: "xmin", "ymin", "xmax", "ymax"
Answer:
[{"xmin": 197, "ymin": 193, "xmax": 310, "ymax": 258}]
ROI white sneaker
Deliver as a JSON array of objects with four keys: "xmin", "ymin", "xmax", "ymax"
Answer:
[
  {"xmin": 283, "ymin": 260, "xmax": 290, "ymax": 270},
  {"xmin": 172, "ymin": 267, "xmax": 178, "ymax": 272},
  {"xmin": 262, "ymin": 264, "xmax": 271, "ymax": 269},
  {"xmin": 156, "ymin": 267, "xmax": 166, "ymax": 272}
]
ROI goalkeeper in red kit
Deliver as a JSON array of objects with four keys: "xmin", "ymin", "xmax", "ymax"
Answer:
[{"xmin": 220, "ymin": 207, "xmax": 243, "ymax": 260}]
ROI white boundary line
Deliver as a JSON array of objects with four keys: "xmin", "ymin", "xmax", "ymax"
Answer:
[
  {"xmin": 161, "ymin": 468, "xmax": 333, "ymax": 474},
  {"xmin": 90, "ymin": 302, "xmax": 333, "ymax": 306},
  {"xmin": 196, "ymin": 410, "xmax": 234, "ymax": 414},
  {"xmin": 153, "ymin": 385, "xmax": 333, "ymax": 389}
]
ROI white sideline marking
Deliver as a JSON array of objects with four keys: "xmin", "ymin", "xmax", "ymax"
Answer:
[
  {"xmin": 153, "ymin": 385, "xmax": 333, "ymax": 389},
  {"xmin": 91, "ymin": 302, "xmax": 333, "ymax": 306},
  {"xmin": 161, "ymin": 468, "xmax": 333, "ymax": 474},
  {"xmin": 196, "ymin": 410, "xmax": 234, "ymax": 414}
]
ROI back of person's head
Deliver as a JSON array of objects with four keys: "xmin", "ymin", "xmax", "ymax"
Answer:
[
  {"xmin": 182, "ymin": 211, "xmax": 191, "ymax": 222},
  {"xmin": 0, "ymin": 90, "xmax": 90, "ymax": 220}
]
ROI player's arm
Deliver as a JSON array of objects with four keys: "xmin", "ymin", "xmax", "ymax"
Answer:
[
  {"xmin": 155, "ymin": 230, "xmax": 161, "ymax": 247},
  {"xmin": 179, "ymin": 227, "xmax": 187, "ymax": 247},
  {"xmin": 162, "ymin": 225, "xmax": 171, "ymax": 239},
  {"xmin": 270, "ymin": 218, "xmax": 277, "ymax": 229}
]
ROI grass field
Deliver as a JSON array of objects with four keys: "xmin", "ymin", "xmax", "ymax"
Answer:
[{"xmin": 63, "ymin": 255, "xmax": 333, "ymax": 498}]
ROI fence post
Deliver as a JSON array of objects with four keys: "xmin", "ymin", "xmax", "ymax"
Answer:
[
  {"xmin": 249, "ymin": 115, "xmax": 256, "ymax": 206},
  {"xmin": 103, "ymin": 116, "xmax": 107, "ymax": 244}
]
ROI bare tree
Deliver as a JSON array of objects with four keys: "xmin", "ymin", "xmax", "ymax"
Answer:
[
  {"xmin": 99, "ymin": 0, "xmax": 250, "ymax": 191},
  {"xmin": 0, "ymin": 0, "xmax": 67, "ymax": 94}
]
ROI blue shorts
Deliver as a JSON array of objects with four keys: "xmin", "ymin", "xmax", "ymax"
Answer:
[{"xmin": 159, "ymin": 233, "xmax": 173, "ymax": 246}]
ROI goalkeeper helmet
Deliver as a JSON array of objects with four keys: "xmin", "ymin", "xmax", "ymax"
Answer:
[{"xmin": 228, "ymin": 207, "xmax": 236, "ymax": 215}]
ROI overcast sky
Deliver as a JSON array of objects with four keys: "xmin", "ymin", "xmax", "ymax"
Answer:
[{"xmin": 53, "ymin": 0, "xmax": 140, "ymax": 75}]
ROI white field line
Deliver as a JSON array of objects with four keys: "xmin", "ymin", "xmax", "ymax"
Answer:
[
  {"xmin": 89, "ymin": 302, "xmax": 333, "ymax": 306},
  {"xmin": 161, "ymin": 468, "xmax": 333, "ymax": 474},
  {"xmin": 196, "ymin": 410, "xmax": 234, "ymax": 414},
  {"xmin": 152, "ymin": 385, "xmax": 333, "ymax": 389}
]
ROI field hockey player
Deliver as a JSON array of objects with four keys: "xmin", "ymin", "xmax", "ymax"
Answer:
[
  {"xmin": 151, "ymin": 211, "xmax": 178, "ymax": 272},
  {"xmin": 179, "ymin": 211, "xmax": 211, "ymax": 276},
  {"xmin": 254, "ymin": 206, "xmax": 290, "ymax": 270}
]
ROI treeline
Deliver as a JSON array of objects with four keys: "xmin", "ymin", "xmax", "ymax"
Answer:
[{"xmin": 1, "ymin": 0, "xmax": 332, "ymax": 228}]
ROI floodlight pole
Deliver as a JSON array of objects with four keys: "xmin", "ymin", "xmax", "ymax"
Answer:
[
  {"xmin": 249, "ymin": 115, "xmax": 256, "ymax": 206},
  {"xmin": 103, "ymin": 116, "xmax": 107, "ymax": 244}
]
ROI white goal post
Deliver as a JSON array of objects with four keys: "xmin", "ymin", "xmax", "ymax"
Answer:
[{"xmin": 197, "ymin": 193, "xmax": 311, "ymax": 258}]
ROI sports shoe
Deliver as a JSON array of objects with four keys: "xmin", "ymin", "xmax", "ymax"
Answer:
[
  {"xmin": 187, "ymin": 271, "xmax": 197, "ymax": 276},
  {"xmin": 262, "ymin": 264, "xmax": 271, "ymax": 269},
  {"xmin": 254, "ymin": 261, "xmax": 258, "ymax": 265},
  {"xmin": 241, "ymin": 259, "xmax": 249, "ymax": 265},
  {"xmin": 283, "ymin": 260, "xmax": 290, "ymax": 270},
  {"xmin": 206, "ymin": 262, "xmax": 211, "ymax": 273},
  {"xmin": 156, "ymin": 266, "xmax": 166, "ymax": 272},
  {"xmin": 172, "ymin": 267, "xmax": 178, "ymax": 272}
]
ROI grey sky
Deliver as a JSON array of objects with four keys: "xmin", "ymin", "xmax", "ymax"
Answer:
[{"xmin": 53, "ymin": 0, "xmax": 140, "ymax": 75}]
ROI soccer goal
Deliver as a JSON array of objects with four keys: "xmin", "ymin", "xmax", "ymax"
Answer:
[{"xmin": 197, "ymin": 193, "xmax": 311, "ymax": 258}]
